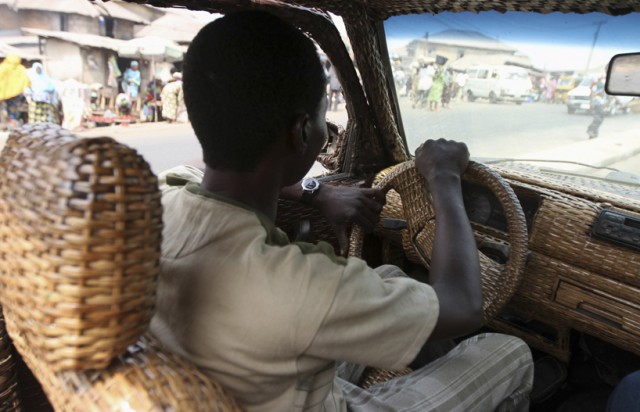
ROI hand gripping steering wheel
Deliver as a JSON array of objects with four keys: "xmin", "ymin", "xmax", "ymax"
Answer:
[{"xmin": 350, "ymin": 160, "xmax": 529, "ymax": 318}]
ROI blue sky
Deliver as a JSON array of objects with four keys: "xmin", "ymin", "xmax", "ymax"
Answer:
[{"xmin": 383, "ymin": 12, "xmax": 640, "ymax": 71}]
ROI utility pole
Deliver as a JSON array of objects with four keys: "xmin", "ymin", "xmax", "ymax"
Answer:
[{"xmin": 585, "ymin": 21, "xmax": 605, "ymax": 75}]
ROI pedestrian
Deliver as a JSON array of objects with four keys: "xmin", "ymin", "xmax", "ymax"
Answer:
[
  {"xmin": 25, "ymin": 62, "xmax": 59, "ymax": 124},
  {"xmin": 141, "ymin": 77, "xmax": 163, "ymax": 122},
  {"xmin": 587, "ymin": 92, "xmax": 606, "ymax": 139},
  {"xmin": 427, "ymin": 67, "xmax": 445, "ymax": 111},
  {"xmin": 393, "ymin": 67, "xmax": 406, "ymax": 96},
  {"xmin": 115, "ymin": 92, "xmax": 132, "ymax": 116},
  {"xmin": 405, "ymin": 71, "xmax": 413, "ymax": 99},
  {"xmin": 455, "ymin": 70, "xmax": 468, "ymax": 101},
  {"xmin": 0, "ymin": 54, "xmax": 30, "ymax": 130},
  {"xmin": 327, "ymin": 62, "xmax": 341, "ymax": 111},
  {"xmin": 546, "ymin": 76, "xmax": 557, "ymax": 103},
  {"xmin": 151, "ymin": 11, "xmax": 533, "ymax": 412},
  {"xmin": 161, "ymin": 71, "xmax": 184, "ymax": 123},
  {"xmin": 121, "ymin": 60, "xmax": 141, "ymax": 99},
  {"xmin": 538, "ymin": 77, "xmax": 547, "ymax": 102},
  {"xmin": 441, "ymin": 67, "xmax": 453, "ymax": 108},
  {"xmin": 413, "ymin": 62, "xmax": 434, "ymax": 108}
]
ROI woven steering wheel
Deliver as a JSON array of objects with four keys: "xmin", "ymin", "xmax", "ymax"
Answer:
[{"xmin": 350, "ymin": 160, "xmax": 528, "ymax": 318}]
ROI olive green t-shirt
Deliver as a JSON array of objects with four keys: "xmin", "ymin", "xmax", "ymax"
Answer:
[{"xmin": 151, "ymin": 166, "xmax": 439, "ymax": 412}]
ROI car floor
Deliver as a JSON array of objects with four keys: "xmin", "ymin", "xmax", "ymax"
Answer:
[{"xmin": 530, "ymin": 334, "xmax": 640, "ymax": 412}]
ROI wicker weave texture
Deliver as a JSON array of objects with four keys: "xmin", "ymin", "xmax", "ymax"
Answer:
[
  {"xmin": 0, "ymin": 124, "xmax": 162, "ymax": 371},
  {"xmin": 0, "ymin": 312, "xmax": 20, "ymax": 411},
  {"xmin": 369, "ymin": 168, "xmax": 640, "ymax": 357},
  {"xmin": 530, "ymin": 201, "xmax": 640, "ymax": 288},
  {"xmin": 8, "ymin": 330, "xmax": 243, "ymax": 412},
  {"xmin": 498, "ymin": 166, "xmax": 640, "ymax": 215},
  {"xmin": 504, "ymin": 252, "xmax": 640, "ymax": 356},
  {"xmin": 351, "ymin": 160, "xmax": 529, "ymax": 318},
  {"xmin": 358, "ymin": 367, "xmax": 413, "ymax": 390},
  {"xmin": 123, "ymin": 0, "xmax": 640, "ymax": 20}
]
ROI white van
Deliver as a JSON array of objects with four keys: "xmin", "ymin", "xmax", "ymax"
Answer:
[
  {"xmin": 465, "ymin": 65, "xmax": 532, "ymax": 104},
  {"xmin": 566, "ymin": 77, "xmax": 634, "ymax": 115}
]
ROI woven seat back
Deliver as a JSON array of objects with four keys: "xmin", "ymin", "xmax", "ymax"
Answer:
[{"xmin": 0, "ymin": 123, "xmax": 162, "ymax": 371}]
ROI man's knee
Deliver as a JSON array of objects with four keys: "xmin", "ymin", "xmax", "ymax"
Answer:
[{"xmin": 463, "ymin": 333, "xmax": 534, "ymax": 373}]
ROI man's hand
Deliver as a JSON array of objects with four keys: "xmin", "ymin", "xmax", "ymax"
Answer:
[
  {"xmin": 414, "ymin": 138, "xmax": 469, "ymax": 187},
  {"xmin": 280, "ymin": 181, "xmax": 386, "ymax": 255},
  {"xmin": 313, "ymin": 185, "xmax": 386, "ymax": 255}
]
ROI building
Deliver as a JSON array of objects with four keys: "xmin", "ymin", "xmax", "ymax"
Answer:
[
  {"xmin": 0, "ymin": 0, "xmax": 148, "ymax": 40},
  {"xmin": 402, "ymin": 29, "xmax": 534, "ymax": 71},
  {"xmin": 22, "ymin": 28, "xmax": 124, "ymax": 86},
  {"xmin": 135, "ymin": 8, "xmax": 219, "ymax": 46}
]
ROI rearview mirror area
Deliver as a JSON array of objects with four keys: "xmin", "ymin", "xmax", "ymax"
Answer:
[{"xmin": 606, "ymin": 52, "xmax": 640, "ymax": 96}]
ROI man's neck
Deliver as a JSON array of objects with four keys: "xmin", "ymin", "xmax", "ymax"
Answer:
[{"xmin": 200, "ymin": 165, "xmax": 282, "ymax": 221}]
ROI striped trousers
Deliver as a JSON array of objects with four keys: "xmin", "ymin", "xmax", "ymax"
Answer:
[{"xmin": 338, "ymin": 333, "xmax": 533, "ymax": 411}]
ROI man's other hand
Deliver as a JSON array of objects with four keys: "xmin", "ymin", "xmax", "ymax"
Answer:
[{"xmin": 313, "ymin": 185, "xmax": 386, "ymax": 256}]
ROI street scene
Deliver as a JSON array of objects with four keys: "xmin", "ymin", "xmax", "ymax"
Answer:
[
  {"xmin": 1, "ymin": 0, "xmax": 215, "ymax": 131},
  {"xmin": 398, "ymin": 97, "xmax": 640, "ymax": 175},
  {"xmin": 1, "ymin": 3, "xmax": 640, "ymax": 412},
  {"xmin": 16, "ymin": 97, "xmax": 633, "ymax": 181},
  {"xmin": 1, "ymin": 1, "xmax": 639, "ymax": 183}
]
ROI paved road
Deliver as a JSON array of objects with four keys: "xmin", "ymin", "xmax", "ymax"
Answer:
[
  {"xmin": 399, "ymin": 98, "xmax": 640, "ymax": 166},
  {"xmin": 14, "ymin": 99, "xmax": 629, "ymax": 179},
  {"xmin": 76, "ymin": 122, "xmax": 202, "ymax": 174}
]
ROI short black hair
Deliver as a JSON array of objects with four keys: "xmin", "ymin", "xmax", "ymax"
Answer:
[{"xmin": 183, "ymin": 11, "xmax": 326, "ymax": 172}]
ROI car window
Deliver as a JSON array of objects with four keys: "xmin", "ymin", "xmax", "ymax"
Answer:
[{"xmin": 384, "ymin": 11, "xmax": 640, "ymax": 191}]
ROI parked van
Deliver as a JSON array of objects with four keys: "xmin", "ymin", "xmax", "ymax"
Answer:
[{"xmin": 465, "ymin": 65, "xmax": 532, "ymax": 104}]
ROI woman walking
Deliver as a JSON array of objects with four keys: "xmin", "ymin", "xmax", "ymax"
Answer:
[
  {"xmin": 161, "ymin": 72, "xmax": 185, "ymax": 123},
  {"xmin": 25, "ymin": 63, "xmax": 59, "ymax": 124}
]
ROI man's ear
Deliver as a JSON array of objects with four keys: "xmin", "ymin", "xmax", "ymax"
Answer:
[{"xmin": 288, "ymin": 113, "xmax": 309, "ymax": 154}]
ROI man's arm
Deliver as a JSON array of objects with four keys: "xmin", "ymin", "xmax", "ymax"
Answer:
[
  {"xmin": 414, "ymin": 139, "xmax": 483, "ymax": 341},
  {"xmin": 280, "ymin": 181, "xmax": 386, "ymax": 255},
  {"xmin": 180, "ymin": 157, "xmax": 387, "ymax": 254}
]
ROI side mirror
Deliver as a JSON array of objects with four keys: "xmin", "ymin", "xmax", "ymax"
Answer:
[{"xmin": 605, "ymin": 52, "xmax": 640, "ymax": 96}]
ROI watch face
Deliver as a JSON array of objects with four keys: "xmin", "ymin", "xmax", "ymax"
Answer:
[{"xmin": 302, "ymin": 177, "xmax": 320, "ymax": 191}]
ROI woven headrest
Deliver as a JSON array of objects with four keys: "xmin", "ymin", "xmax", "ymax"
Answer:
[{"xmin": 0, "ymin": 123, "xmax": 162, "ymax": 371}]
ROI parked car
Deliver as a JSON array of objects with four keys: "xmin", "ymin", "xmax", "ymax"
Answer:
[
  {"xmin": 567, "ymin": 76, "xmax": 634, "ymax": 114},
  {"xmin": 465, "ymin": 64, "xmax": 532, "ymax": 104}
]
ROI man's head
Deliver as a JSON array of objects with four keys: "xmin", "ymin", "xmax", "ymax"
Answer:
[
  {"xmin": 131, "ymin": 61, "xmax": 139, "ymax": 70},
  {"xmin": 183, "ymin": 11, "xmax": 326, "ymax": 172}
]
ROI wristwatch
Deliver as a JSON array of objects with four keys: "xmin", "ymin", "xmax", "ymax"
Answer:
[{"xmin": 300, "ymin": 177, "xmax": 321, "ymax": 203}]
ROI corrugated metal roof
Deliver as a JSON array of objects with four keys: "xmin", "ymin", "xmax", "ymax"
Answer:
[
  {"xmin": 94, "ymin": 1, "xmax": 149, "ymax": 24},
  {"xmin": 0, "ymin": 41, "xmax": 44, "ymax": 59},
  {"xmin": 135, "ymin": 9, "xmax": 218, "ymax": 43},
  {"xmin": 5, "ymin": 0, "xmax": 148, "ymax": 23},
  {"xmin": 23, "ymin": 27, "xmax": 126, "ymax": 51},
  {"xmin": 410, "ymin": 30, "xmax": 517, "ymax": 54},
  {"xmin": 0, "ymin": 35, "xmax": 38, "ymax": 46}
]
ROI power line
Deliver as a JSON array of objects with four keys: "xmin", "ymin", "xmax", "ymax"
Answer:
[{"xmin": 584, "ymin": 21, "xmax": 606, "ymax": 74}]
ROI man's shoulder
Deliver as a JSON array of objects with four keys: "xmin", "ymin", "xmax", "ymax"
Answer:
[{"xmin": 158, "ymin": 165, "xmax": 204, "ymax": 192}]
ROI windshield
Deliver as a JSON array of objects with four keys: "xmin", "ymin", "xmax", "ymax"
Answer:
[
  {"xmin": 578, "ymin": 77, "xmax": 595, "ymax": 87},
  {"xmin": 504, "ymin": 71, "xmax": 527, "ymax": 80},
  {"xmin": 384, "ymin": 11, "xmax": 640, "ymax": 191},
  {"xmin": 558, "ymin": 78, "xmax": 574, "ymax": 87}
]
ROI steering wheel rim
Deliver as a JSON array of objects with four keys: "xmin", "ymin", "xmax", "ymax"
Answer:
[{"xmin": 349, "ymin": 160, "xmax": 528, "ymax": 318}]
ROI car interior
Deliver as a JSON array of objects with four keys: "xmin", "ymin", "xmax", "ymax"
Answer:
[{"xmin": 0, "ymin": 0, "xmax": 638, "ymax": 411}]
